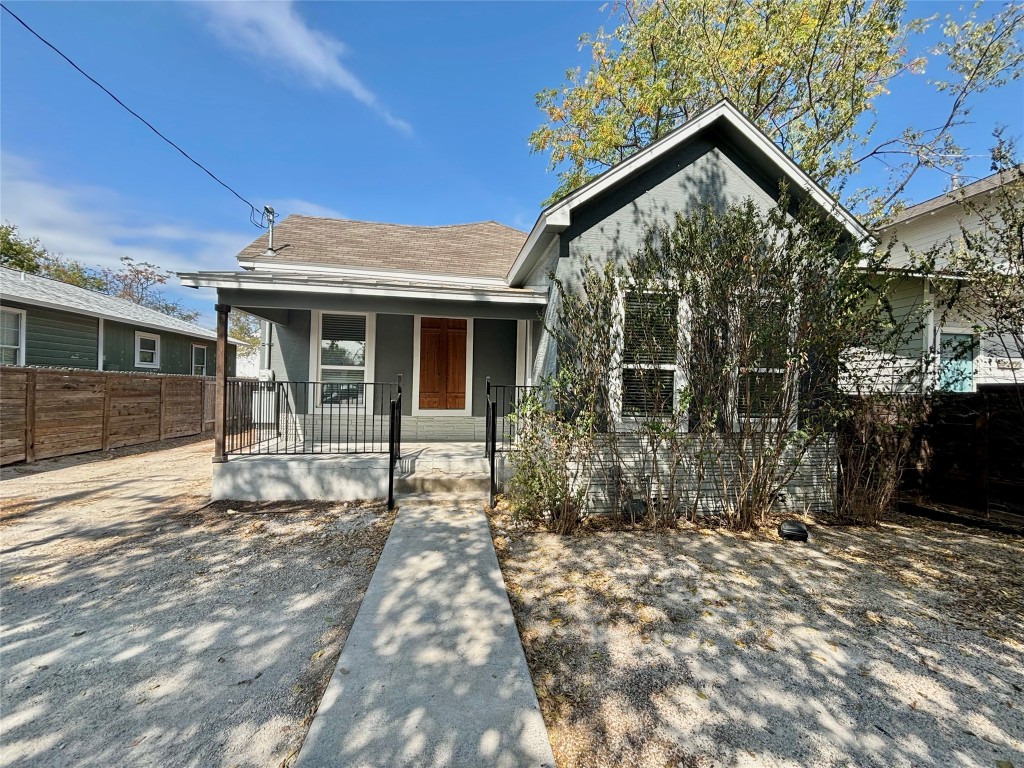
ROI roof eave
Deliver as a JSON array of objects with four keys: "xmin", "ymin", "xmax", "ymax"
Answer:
[
  {"xmin": 178, "ymin": 273, "xmax": 548, "ymax": 306},
  {"xmin": 0, "ymin": 293, "xmax": 228, "ymax": 343}
]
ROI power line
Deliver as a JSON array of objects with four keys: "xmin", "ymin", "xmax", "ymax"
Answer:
[{"xmin": 1, "ymin": 2, "xmax": 266, "ymax": 229}]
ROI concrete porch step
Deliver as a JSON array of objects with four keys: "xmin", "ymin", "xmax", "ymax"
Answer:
[{"xmin": 395, "ymin": 472, "xmax": 490, "ymax": 495}]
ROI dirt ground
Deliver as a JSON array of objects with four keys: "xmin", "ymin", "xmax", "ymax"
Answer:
[
  {"xmin": 490, "ymin": 508, "xmax": 1024, "ymax": 768},
  {"xmin": 0, "ymin": 439, "xmax": 394, "ymax": 768}
]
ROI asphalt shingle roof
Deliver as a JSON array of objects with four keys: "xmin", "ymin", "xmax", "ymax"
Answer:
[
  {"xmin": 237, "ymin": 215, "xmax": 528, "ymax": 279},
  {"xmin": 0, "ymin": 266, "xmax": 225, "ymax": 341},
  {"xmin": 882, "ymin": 164, "xmax": 1024, "ymax": 228}
]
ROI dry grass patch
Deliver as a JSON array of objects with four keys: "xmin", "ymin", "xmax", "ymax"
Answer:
[{"xmin": 490, "ymin": 507, "xmax": 1024, "ymax": 768}]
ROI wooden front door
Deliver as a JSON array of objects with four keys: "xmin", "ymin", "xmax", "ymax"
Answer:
[{"xmin": 419, "ymin": 318, "xmax": 467, "ymax": 410}]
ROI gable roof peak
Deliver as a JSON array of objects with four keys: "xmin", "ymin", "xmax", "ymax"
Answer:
[{"xmin": 508, "ymin": 99, "xmax": 868, "ymax": 286}]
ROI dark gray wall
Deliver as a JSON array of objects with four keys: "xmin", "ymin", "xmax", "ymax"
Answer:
[
  {"xmin": 472, "ymin": 319, "xmax": 517, "ymax": 417},
  {"xmin": 268, "ymin": 310, "xmax": 310, "ymax": 382},
  {"xmin": 375, "ymin": 313, "xmax": 414, "ymax": 415},
  {"xmin": 559, "ymin": 129, "xmax": 781, "ymax": 293}
]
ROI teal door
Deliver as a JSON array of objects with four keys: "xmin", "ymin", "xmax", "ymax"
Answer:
[{"xmin": 939, "ymin": 333, "xmax": 975, "ymax": 392}]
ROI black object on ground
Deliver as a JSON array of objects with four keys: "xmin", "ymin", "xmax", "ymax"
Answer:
[{"xmin": 778, "ymin": 519, "xmax": 809, "ymax": 542}]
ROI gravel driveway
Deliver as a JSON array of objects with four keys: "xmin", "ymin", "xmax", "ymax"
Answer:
[
  {"xmin": 491, "ymin": 510, "xmax": 1024, "ymax": 768},
  {"xmin": 1, "ymin": 440, "xmax": 394, "ymax": 768}
]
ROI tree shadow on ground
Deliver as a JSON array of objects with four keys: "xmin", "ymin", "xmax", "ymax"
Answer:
[
  {"xmin": 1, "ymin": 468, "xmax": 393, "ymax": 768},
  {"xmin": 493, "ymin": 512, "xmax": 1024, "ymax": 768}
]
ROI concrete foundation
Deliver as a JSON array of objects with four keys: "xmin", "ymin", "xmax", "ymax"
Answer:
[
  {"xmin": 212, "ymin": 454, "xmax": 391, "ymax": 501},
  {"xmin": 212, "ymin": 443, "xmax": 500, "ymax": 502}
]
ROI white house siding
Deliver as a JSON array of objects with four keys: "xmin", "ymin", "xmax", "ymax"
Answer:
[
  {"xmin": 883, "ymin": 193, "xmax": 1022, "ymax": 388},
  {"xmin": 883, "ymin": 205, "xmax": 985, "ymax": 270},
  {"xmin": 841, "ymin": 276, "xmax": 931, "ymax": 394}
]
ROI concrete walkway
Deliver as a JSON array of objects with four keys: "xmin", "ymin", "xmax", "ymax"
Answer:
[{"xmin": 295, "ymin": 500, "xmax": 555, "ymax": 768}]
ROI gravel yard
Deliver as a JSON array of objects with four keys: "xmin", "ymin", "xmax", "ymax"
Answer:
[
  {"xmin": 1, "ymin": 440, "xmax": 394, "ymax": 768},
  {"xmin": 490, "ymin": 509, "xmax": 1024, "ymax": 768}
]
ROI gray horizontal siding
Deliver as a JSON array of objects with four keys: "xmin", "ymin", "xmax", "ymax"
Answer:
[{"xmin": 503, "ymin": 434, "xmax": 835, "ymax": 516}]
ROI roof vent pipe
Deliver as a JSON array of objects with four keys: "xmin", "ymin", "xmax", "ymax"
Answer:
[{"xmin": 264, "ymin": 205, "xmax": 277, "ymax": 257}]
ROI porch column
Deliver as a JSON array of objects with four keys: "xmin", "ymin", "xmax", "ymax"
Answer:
[{"xmin": 213, "ymin": 303, "xmax": 230, "ymax": 464}]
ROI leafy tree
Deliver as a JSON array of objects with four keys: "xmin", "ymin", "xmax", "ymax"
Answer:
[
  {"xmin": 1, "ymin": 222, "xmax": 106, "ymax": 290},
  {"xmin": 229, "ymin": 310, "xmax": 261, "ymax": 360},
  {"xmin": 1, "ymin": 223, "xmax": 49, "ymax": 272},
  {"xmin": 2, "ymin": 225, "xmax": 200, "ymax": 323},
  {"xmin": 530, "ymin": 0, "xmax": 1024, "ymax": 220},
  {"xmin": 99, "ymin": 256, "xmax": 200, "ymax": 323}
]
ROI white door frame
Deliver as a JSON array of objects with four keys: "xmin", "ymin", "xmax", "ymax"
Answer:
[{"xmin": 411, "ymin": 314, "xmax": 474, "ymax": 417}]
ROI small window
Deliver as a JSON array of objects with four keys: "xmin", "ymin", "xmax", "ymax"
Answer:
[
  {"xmin": 192, "ymin": 344, "xmax": 207, "ymax": 376},
  {"xmin": 1, "ymin": 308, "xmax": 26, "ymax": 366},
  {"xmin": 135, "ymin": 331, "xmax": 160, "ymax": 368},
  {"xmin": 621, "ymin": 291, "xmax": 678, "ymax": 418}
]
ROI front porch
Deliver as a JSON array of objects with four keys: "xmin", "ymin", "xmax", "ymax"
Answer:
[{"xmin": 211, "ymin": 441, "xmax": 506, "ymax": 502}]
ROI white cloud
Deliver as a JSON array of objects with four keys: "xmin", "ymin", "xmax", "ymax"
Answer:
[
  {"xmin": 199, "ymin": 1, "xmax": 412, "ymax": 134},
  {"xmin": 272, "ymin": 198, "xmax": 346, "ymax": 219},
  {"xmin": 1, "ymin": 153, "xmax": 253, "ymax": 327}
]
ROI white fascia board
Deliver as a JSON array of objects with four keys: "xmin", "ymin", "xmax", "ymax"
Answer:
[
  {"xmin": 236, "ymin": 259, "xmax": 512, "ymax": 288},
  {"xmin": 507, "ymin": 100, "xmax": 869, "ymax": 286},
  {"xmin": 4, "ymin": 295, "xmax": 220, "ymax": 342},
  {"xmin": 179, "ymin": 275, "xmax": 548, "ymax": 305}
]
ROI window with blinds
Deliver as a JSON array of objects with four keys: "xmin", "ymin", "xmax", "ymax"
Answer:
[
  {"xmin": 320, "ymin": 314, "xmax": 367, "ymax": 404},
  {"xmin": 1, "ymin": 309, "xmax": 24, "ymax": 366},
  {"xmin": 621, "ymin": 291, "xmax": 678, "ymax": 417},
  {"xmin": 735, "ymin": 294, "xmax": 788, "ymax": 419}
]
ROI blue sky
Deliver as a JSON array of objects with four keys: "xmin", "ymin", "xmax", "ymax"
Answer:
[{"xmin": 2, "ymin": 1, "xmax": 1021, "ymax": 326}]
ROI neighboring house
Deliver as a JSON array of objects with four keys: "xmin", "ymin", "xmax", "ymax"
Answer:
[
  {"xmin": 181, "ymin": 100, "xmax": 869, "ymax": 505},
  {"xmin": 0, "ymin": 267, "xmax": 238, "ymax": 376},
  {"xmin": 877, "ymin": 167, "xmax": 1024, "ymax": 392}
]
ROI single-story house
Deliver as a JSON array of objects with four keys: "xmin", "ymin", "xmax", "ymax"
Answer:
[
  {"xmin": 0, "ymin": 266, "xmax": 238, "ymax": 376},
  {"xmin": 876, "ymin": 167, "xmax": 1024, "ymax": 392},
  {"xmin": 181, "ymin": 100, "xmax": 875, "ymax": 504}
]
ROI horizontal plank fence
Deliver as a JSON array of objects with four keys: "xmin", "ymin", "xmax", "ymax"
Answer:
[
  {"xmin": 903, "ymin": 385, "xmax": 1024, "ymax": 523},
  {"xmin": 1, "ymin": 367, "xmax": 218, "ymax": 465}
]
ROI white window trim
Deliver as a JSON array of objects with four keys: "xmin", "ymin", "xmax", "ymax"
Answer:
[
  {"xmin": 935, "ymin": 324, "xmax": 978, "ymax": 393},
  {"xmin": 308, "ymin": 310, "xmax": 376, "ymax": 411},
  {"xmin": 726, "ymin": 281, "xmax": 801, "ymax": 433},
  {"xmin": 134, "ymin": 330, "xmax": 161, "ymax": 369},
  {"xmin": 1, "ymin": 307, "xmax": 27, "ymax": 367},
  {"xmin": 191, "ymin": 343, "xmax": 208, "ymax": 376},
  {"xmin": 611, "ymin": 285, "xmax": 688, "ymax": 428},
  {"xmin": 609, "ymin": 283, "xmax": 800, "ymax": 432},
  {"xmin": 411, "ymin": 315, "xmax": 474, "ymax": 417}
]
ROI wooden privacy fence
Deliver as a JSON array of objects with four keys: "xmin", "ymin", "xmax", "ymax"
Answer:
[
  {"xmin": 904, "ymin": 386, "xmax": 1024, "ymax": 522},
  {"xmin": 1, "ymin": 367, "xmax": 217, "ymax": 465}
]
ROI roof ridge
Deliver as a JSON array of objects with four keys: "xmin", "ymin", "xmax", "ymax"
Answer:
[
  {"xmin": 284, "ymin": 214, "xmax": 526, "ymax": 233},
  {"xmin": 0, "ymin": 264, "xmax": 113, "ymax": 298}
]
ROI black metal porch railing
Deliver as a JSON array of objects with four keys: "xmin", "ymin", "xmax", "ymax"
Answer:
[
  {"xmin": 485, "ymin": 380, "xmax": 540, "ymax": 455},
  {"xmin": 225, "ymin": 378, "xmax": 402, "ymax": 456},
  {"xmin": 485, "ymin": 379, "xmax": 541, "ymax": 505}
]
